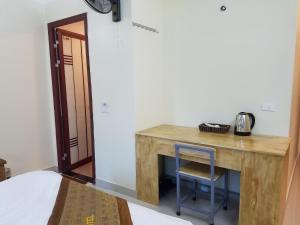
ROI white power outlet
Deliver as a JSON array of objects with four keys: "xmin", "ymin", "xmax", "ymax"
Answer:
[{"xmin": 261, "ymin": 103, "xmax": 276, "ymax": 112}]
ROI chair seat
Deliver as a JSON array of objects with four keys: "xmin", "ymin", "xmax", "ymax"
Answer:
[{"xmin": 179, "ymin": 162, "xmax": 225, "ymax": 181}]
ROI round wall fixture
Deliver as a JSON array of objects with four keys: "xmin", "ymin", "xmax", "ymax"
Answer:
[
  {"xmin": 220, "ymin": 5, "xmax": 227, "ymax": 11},
  {"xmin": 84, "ymin": 0, "xmax": 112, "ymax": 14}
]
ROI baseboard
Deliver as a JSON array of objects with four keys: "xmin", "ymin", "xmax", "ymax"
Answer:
[
  {"xmin": 47, "ymin": 167, "xmax": 239, "ymax": 203},
  {"xmin": 45, "ymin": 166, "xmax": 59, "ymax": 172},
  {"xmin": 94, "ymin": 178, "xmax": 136, "ymax": 198}
]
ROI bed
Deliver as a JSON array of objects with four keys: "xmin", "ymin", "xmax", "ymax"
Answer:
[{"xmin": 0, "ymin": 171, "xmax": 193, "ymax": 225}]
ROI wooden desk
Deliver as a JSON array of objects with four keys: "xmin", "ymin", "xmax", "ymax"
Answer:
[
  {"xmin": 0, "ymin": 158, "xmax": 7, "ymax": 181},
  {"xmin": 136, "ymin": 125, "xmax": 290, "ymax": 225}
]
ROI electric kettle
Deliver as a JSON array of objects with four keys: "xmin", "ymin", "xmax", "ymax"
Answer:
[{"xmin": 234, "ymin": 112, "xmax": 255, "ymax": 136}]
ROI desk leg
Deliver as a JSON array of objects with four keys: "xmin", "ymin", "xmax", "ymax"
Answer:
[
  {"xmin": 136, "ymin": 136, "xmax": 159, "ymax": 205},
  {"xmin": 239, "ymin": 152, "xmax": 286, "ymax": 225}
]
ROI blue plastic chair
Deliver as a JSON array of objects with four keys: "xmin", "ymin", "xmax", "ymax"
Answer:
[{"xmin": 175, "ymin": 143, "xmax": 229, "ymax": 225}]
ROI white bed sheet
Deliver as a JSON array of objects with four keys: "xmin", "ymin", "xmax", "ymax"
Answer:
[{"xmin": 0, "ymin": 171, "xmax": 192, "ymax": 225}]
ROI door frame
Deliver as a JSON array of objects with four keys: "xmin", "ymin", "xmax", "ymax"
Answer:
[{"xmin": 47, "ymin": 13, "xmax": 96, "ymax": 180}]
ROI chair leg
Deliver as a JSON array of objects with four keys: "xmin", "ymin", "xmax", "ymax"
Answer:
[
  {"xmin": 192, "ymin": 180, "xmax": 197, "ymax": 201},
  {"xmin": 224, "ymin": 170, "xmax": 229, "ymax": 210},
  {"xmin": 176, "ymin": 173, "xmax": 181, "ymax": 216},
  {"xmin": 209, "ymin": 181, "xmax": 215, "ymax": 225}
]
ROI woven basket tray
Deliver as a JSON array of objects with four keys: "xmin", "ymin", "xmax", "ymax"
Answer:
[{"xmin": 199, "ymin": 123, "xmax": 231, "ymax": 134}]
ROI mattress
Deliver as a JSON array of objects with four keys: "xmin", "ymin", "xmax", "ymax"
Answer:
[{"xmin": 0, "ymin": 171, "xmax": 193, "ymax": 225}]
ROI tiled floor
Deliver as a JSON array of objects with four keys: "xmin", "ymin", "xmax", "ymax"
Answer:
[
  {"xmin": 90, "ymin": 183, "xmax": 239, "ymax": 225},
  {"xmin": 49, "ymin": 159, "xmax": 300, "ymax": 225},
  {"xmin": 158, "ymin": 187, "xmax": 239, "ymax": 225},
  {"xmin": 72, "ymin": 162, "xmax": 93, "ymax": 177}
]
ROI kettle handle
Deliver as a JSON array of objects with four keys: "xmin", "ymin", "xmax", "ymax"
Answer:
[{"xmin": 248, "ymin": 113, "xmax": 256, "ymax": 129}]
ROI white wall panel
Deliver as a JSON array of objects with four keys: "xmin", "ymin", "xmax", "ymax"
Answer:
[
  {"xmin": 163, "ymin": 0, "xmax": 298, "ymax": 136},
  {"xmin": 45, "ymin": 0, "xmax": 135, "ymax": 189},
  {"xmin": 0, "ymin": 0, "xmax": 57, "ymax": 175}
]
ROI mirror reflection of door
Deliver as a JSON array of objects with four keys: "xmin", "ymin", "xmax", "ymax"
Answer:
[{"xmin": 56, "ymin": 21, "xmax": 93, "ymax": 179}]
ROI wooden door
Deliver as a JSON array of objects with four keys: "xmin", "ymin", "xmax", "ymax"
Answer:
[{"xmin": 56, "ymin": 29, "xmax": 93, "ymax": 173}]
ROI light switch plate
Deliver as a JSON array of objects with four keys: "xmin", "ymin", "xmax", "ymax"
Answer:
[
  {"xmin": 101, "ymin": 102, "xmax": 109, "ymax": 113},
  {"xmin": 261, "ymin": 103, "xmax": 276, "ymax": 112}
]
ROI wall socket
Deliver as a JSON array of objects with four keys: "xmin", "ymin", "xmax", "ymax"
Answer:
[{"xmin": 261, "ymin": 103, "xmax": 276, "ymax": 112}]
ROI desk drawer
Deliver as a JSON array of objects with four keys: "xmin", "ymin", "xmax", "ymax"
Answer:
[{"xmin": 153, "ymin": 138, "xmax": 242, "ymax": 171}]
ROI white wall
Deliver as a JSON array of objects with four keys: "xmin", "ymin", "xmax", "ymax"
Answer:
[
  {"xmin": 1, "ymin": 0, "xmax": 298, "ymax": 193},
  {"xmin": 132, "ymin": 0, "xmax": 168, "ymax": 131},
  {"xmin": 161, "ymin": 0, "xmax": 299, "ymax": 193},
  {"xmin": 163, "ymin": 0, "xmax": 298, "ymax": 136},
  {"xmin": 45, "ymin": 0, "xmax": 168, "ymax": 191},
  {"xmin": 0, "ymin": 0, "xmax": 57, "ymax": 175},
  {"xmin": 44, "ymin": 0, "xmax": 136, "ymax": 190}
]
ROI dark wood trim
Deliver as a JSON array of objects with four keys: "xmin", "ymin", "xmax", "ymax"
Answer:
[
  {"xmin": 64, "ymin": 171, "xmax": 95, "ymax": 183},
  {"xmin": 47, "ymin": 13, "xmax": 96, "ymax": 182},
  {"xmin": 57, "ymin": 29, "xmax": 86, "ymax": 40},
  {"xmin": 70, "ymin": 156, "xmax": 93, "ymax": 170},
  {"xmin": 48, "ymin": 13, "xmax": 88, "ymax": 29},
  {"xmin": 56, "ymin": 29, "xmax": 72, "ymax": 170}
]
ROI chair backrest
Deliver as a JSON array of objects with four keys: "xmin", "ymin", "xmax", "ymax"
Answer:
[{"xmin": 175, "ymin": 143, "xmax": 216, "ymax": 181}]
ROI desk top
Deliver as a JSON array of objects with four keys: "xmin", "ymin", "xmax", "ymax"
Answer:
[{"xmin": 136, "ymin": 125, "xmax": 290, "ymax": 156}]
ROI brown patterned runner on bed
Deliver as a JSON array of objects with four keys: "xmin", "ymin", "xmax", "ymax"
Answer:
[{"xmin": 48, "ymin": 177, "xmax": 133, "ymax": 225}]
